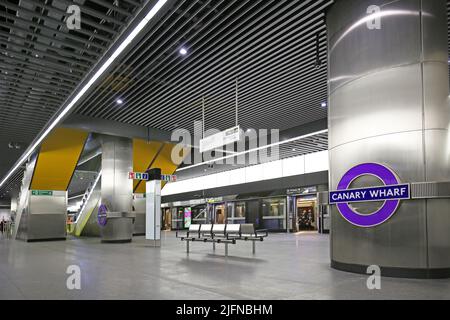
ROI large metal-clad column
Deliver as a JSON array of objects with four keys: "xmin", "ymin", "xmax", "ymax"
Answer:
[
  {"xmin": 328, "ymin": 0, "xmax": 450, "ymax": 278},
  {"xmin": 100, "ymin": 135, "xmax": 134, "ymax": 243}
]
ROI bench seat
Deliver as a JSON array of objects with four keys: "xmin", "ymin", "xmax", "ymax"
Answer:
[{"xmin": 177, "ymin": 223, "xmax": 267, "ymax": 256}]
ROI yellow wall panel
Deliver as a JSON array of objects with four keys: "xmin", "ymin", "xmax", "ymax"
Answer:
[
  {"xmin": 31, "ymin": 128, "xmax": 88, "ymax": 191},
  {"xmin": 150, "ymin": 143, "xmax": 190, "ymax": 188},
  {"xmin": 134, "ymin": 143, "xmax": 190, "ymax": 192},
  {"xmin": 133, "ymin": 139, "xmax": 163, "ymax": 193}
]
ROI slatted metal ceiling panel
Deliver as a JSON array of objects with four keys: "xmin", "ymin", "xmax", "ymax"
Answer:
[
  {"xmin": 0, "ymin": 0, "xmax": 145, "ymax": 200},
  {"xmin": 1, "ymin": 0, "xmax": 143, "ymax": 139},
  {"xmin": 3, "ymin": 0, "xmax": 450, "ymax": 199},
  {"xmin": 75, "ymin": 0, "xmax": 332, "ymax": 133},
  {"xmin": 0, "ymin": 167, "xmax": 22, "ymax": 199}
]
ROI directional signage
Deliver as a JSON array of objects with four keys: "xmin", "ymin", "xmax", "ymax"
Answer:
[
  {"xmin": 161, "ymin": 174, "xmax": 177, "ymax": 182},
  {"xmin": 199, "ymin": 126, "xmax": 241, "ymax": 153},
  {"xmin": 128, "ymin": 172, "xmax": 149, "ymax": 181},
  {"xmin": 31, "ymin": 190, "xmax": 53, "ymax": 196},
  {"xmin": 128, "ymin": 172, "xmax": 176, "ymax": 182}
]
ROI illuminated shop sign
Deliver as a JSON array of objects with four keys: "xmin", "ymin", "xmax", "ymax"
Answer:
[
  {"xmin": 184, "ymin": 207, "xmax": 192, "ymax": 228},
  {"xmin": 287, "ymin": 186, "xmax": 318, "ymax": 195},
  {"xmin": 329, "ymin": 163, "xmax": 410, "ymax": 228}
]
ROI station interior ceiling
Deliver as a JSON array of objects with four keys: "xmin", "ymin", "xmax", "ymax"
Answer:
[{"xmin": 1, "ymin": 0, "xmax": 450, "ymax": 201}]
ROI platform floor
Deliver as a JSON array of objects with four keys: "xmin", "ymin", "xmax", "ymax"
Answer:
[{"xmin": 0, "ymin": 232, "xmax": 449, "ymax": 300}]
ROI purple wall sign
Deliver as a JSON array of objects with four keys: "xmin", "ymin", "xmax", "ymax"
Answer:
[
  {"xmin": 98, "ymin": 204, "xmax": 108, "ymax": 227},
  {"xmin": 330, "ymin": 163, "xmax": 410, "ymax": 228}
]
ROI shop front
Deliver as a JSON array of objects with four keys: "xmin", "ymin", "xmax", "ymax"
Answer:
[{"xmin": 162, "ymin": 184, "xmax": 327, "ymax": 233}]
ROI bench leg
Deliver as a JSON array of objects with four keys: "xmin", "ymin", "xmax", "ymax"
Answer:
[
  {"xmin": 252, "ymin": 241, "xmax": 256, "ymax": 255},
  {"xmin": 213, "ymin": 242, "xmax": 216, "ymax": 251},
  {"xmin": 225, "ymin": 243, "xmax": 228, "ymax": 257},
  {"xmin": 186, "ymin": 241, "xmax": 189, "ymax": 254}
]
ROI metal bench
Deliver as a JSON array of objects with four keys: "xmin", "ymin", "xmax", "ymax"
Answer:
[
  {"xmin": 176, "ymin": 224, "xmax": 200, "ymax": 240},
  {"xmin": 228, "ymin": 223, "xmax": 268, "ymax": 254},
  {"xmin": 176, "ymin": 224, "xmax": 202, "ymax": 253},
  {"xmin": 177, "ymin": 223, "xmax": 267, "ymax": 256},
  {"xmin": 199, "ymin": 224, "xmax": 214, "ymax": 241}
]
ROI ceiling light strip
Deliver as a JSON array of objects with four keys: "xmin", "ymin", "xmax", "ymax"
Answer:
[{"xmin": 0, "ymin": 0, "xmax": 168, "ymax": 189}]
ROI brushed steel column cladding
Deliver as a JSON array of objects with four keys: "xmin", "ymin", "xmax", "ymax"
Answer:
[
  {"xmin": 100, "ymin": 135, "xmax": 134, "ymax": 242},
  {"xmin": 328, "ymin": 0, "xmax": 450, "ymax": 277}
]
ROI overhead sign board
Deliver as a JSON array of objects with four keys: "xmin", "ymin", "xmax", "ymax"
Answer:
[
  {"xmin": 199, "ymin": 126, "xmax": 241, "ymax": 153},
  {"xmin": 330, "ymin": 163, "xmax": 410, "ymax": 228}
]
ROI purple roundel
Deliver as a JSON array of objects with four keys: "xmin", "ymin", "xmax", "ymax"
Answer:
[
  {"xmin": 336, "ymin": 163, "xmax": 401, "ymax": 228},
  {"xmin": 98, "ymin": 204, "xmax": 108, "ymax": 227}
]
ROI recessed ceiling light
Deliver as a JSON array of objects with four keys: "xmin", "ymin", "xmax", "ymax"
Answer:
[
  {"xmin": 116, "ymin": 99, "xmax": 123, "ymax": 104},
  {"xmin": 179, "ymin": 48, "xmax": 188, "ymax": 55},
  {"xmin": 35, "ymin": 54, "xmax": 39, "ymax": 58},
  {"xmin": 321, "ymin": 102, "xmax": 327, "ymax": 108}
]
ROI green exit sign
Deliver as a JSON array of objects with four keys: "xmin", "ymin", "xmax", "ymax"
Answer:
[{"xmin": 31, "ymin": 190, "xmax": 53, "ymax": 196}]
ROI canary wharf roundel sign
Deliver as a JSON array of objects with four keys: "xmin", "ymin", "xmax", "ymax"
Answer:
[
  {"xmin": 329, "ymin": 163, "xmax": 410, "ymax": 228},
  {"xmin": 98, "ymin": 204, "xmax": 108, "ymax": 227}
]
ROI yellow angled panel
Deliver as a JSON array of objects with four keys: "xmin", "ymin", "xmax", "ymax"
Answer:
[
  {"xmin": 133, "ymin": 139, "xmax": 163, "ymax": 193},
  {"xmin": 31, "ymin": 128, "xmax": 88, "ymax": 191},
  {"xmin": 150, "ymin": 143, "xmax": 190, "ymax": 188}
]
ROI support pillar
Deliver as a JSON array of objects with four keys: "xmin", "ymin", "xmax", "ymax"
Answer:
[
  {"xmin": 146, "ymin": 168, "xmax": 161, "ymax": 247},
  {"xmin": 328, "ymin": 0, "xmax": 450, "ymax": 278},
  {"xmin": 99, "ymin": 135, "xmax": 134, "ymax": 243}
]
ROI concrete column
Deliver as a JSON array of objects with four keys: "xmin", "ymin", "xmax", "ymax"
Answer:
[
  {"xmin": 328, "ymin": 0, "xmax": 450, "ymax": 278},
  {"xmin": 100, "ymin": 135, "xmax": 134, "ymax": 243}
]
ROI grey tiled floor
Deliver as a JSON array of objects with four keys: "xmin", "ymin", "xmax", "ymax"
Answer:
[{"xmin": 0, "ymin": 232, "xmax": 449, "ymax": 300}]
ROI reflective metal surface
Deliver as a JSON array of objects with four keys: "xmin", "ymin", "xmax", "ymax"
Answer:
[
  {"xmin": 100, "ymin": 135, "xmax": 133, "ymax": 242},
  {"xmin": 328, "ymin": 0, "xmax": 450, "ymax": 276},
  {"xmin": 329, "ymin": 0, "xmax": 421, "ymax": 92},
  {"xmin": 146, "ymin": 180, "xmax": 161, "ymax": 246},
  {"xmin": 26, "ymin": 190, "xmax": 67, "ymax": 241},
  {"xmin": 14, "ymin": 155, "xmax": 37, "ymax": 240},
  {"xmin": 133, "ymin": 196, "xmax": 146, "ymax": 235}
]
